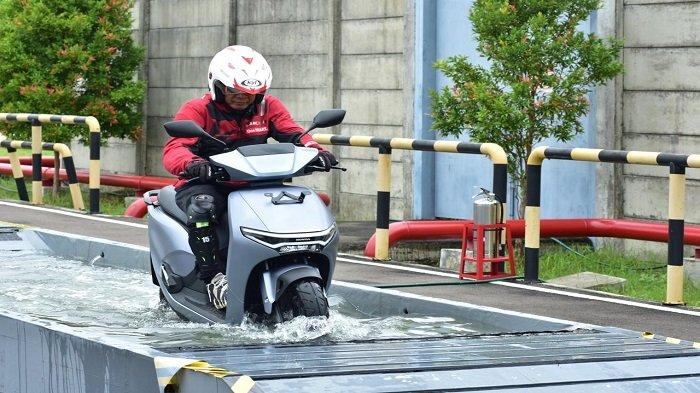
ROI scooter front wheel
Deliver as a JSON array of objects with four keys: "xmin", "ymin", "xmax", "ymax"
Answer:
[{"xmin": 271, "ymin": 279, "xmax": 329, "ymax": 323}]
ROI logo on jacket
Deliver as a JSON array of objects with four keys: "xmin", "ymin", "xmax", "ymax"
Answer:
[{"xmin": 241, "ymin": 79, "xmax": 262, "ymax": 88}]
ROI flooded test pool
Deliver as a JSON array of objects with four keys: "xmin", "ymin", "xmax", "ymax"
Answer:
[{"xmin": 0, "ymin": 249, "xmax": 499, "ymax": 349}]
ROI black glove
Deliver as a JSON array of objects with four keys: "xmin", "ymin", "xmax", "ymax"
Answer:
[
  {"xmin": 183, "ymin": 159, "xmax": 213, "ymax": 182},
  {"xmin": 314, "ymin": 151, "xmax": 338, "ymax": 172}
]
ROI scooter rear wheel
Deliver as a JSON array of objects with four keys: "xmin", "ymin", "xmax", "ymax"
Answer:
[{"xmin": 271, "ymin": 279, "xmax": 329, "ymax": 323}]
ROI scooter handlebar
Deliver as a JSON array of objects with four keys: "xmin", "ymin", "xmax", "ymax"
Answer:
[{"xmin": 306, "ymin": 165, "xmax": 347, "ymax": 173}]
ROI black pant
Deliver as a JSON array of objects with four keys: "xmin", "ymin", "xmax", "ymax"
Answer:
[{"xmin": 175, "ymin": 183, "xmax": 228, "ymax": 281}]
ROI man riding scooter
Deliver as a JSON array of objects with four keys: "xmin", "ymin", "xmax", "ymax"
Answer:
[{"xmin": 162, "ymin": 45, "xmax": 337, "ymax": 310}]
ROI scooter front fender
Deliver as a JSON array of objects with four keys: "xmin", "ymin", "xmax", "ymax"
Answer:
[{"xmin": 261, "ymin": 264, "xmax": 322, "ymax": 314}]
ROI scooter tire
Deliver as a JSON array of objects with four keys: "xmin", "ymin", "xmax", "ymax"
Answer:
[{"xmin": 272, "ymin": 279, "xmax": 329, "ymax": 323}]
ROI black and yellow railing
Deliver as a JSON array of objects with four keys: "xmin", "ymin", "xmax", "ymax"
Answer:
[
  {"xmin": 525, "ymin": 147, "xmax": 700, "ymax": 304},
  {"xmin": 0, "ymin": 113, "xmax": 101, "ymax": 213},
  {"xmin": 0, "ymin": 140, "xmax": 85, "ymax": 210},
  {"xmin": 313, "ymin": 134, "xmax": 508, "ymax": 260}
]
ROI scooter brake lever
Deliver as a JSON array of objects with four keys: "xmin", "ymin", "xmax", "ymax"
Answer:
[{"xmin": 332, "ymin": 166, "xmax": 347, "ymax": 172}]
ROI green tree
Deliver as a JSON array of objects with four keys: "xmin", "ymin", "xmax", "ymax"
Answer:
[
  {"xmin": 431, "ymin": 0, "xmax": 623, "ymax": 216},
  {"xmin": 0, "ymin": 0, "xmax": 144, "ymax": 143}
]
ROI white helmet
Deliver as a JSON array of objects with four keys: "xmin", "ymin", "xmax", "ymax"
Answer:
[{"xmin": 207, "ymin": 45, "xmax": 272, "ymax": 102}]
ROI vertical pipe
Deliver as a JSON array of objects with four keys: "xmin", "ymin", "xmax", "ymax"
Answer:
[
  {"xmin": 493, "ymin": 162, "xmax": 508, "ymax": 253},
  {"xmin": 329, "ymin": 0, "xmax": 342, "ymax": 218},
  {"xmin": 89, "ymin": 125, "xmax": 101, "ymax": 213},
  {"xmin": 31, "ymin": 119, "xmax": 42, "ymax": 204},
  {"xmin": 665, "ymin": 162, "xmax": 685, "ymax": 305},
  {"xmin": 7, "ymin": 145, "xmax": 28, "ymax": 201},
  {"xmin": 412, "ymin": 0, "xmax": 437, "ymax": 219},
  {"xmin": 375, "ymin": 145, "xmax": 392, "ymax": 260},
  {"xmin": 62, "ymin": 154, "xmax": 85, "ymax": 211},
  {"xmin": 524, "ymin": 163, "xmax": 542, "ymax": 283}
]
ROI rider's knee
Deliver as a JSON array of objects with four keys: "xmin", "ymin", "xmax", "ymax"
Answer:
[{"xmin": 186, "ymin": 194, "xmax": 217, "ymax": 225}]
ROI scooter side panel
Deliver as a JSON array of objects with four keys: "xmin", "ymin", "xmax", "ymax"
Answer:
[
  {"xmin": 149, "ymin": 206, "xmax": 229, "ymax": 324},
  {"xmin": 147, "ymin": 206, "xmax": 192, "ymax": 277}
]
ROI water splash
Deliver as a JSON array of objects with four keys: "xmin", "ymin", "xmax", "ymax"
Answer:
[{"xmin": 0, "ymin": 250, "xmax": 487, "ymax": 348}]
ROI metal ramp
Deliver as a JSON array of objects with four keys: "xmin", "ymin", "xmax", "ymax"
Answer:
[{"xmin": 166, "ymin": 329, "xmax": 700, "ymax": 392}]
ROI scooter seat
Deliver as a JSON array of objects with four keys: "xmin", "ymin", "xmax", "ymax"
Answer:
[{"xmin": 158, "ymin": 185, "xmax": 189, "ymax": 224}]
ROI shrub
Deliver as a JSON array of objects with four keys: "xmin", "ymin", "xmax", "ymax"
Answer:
[{"xmin": 0, "ymin": 0, "xmax": 145, "ymax": 143}]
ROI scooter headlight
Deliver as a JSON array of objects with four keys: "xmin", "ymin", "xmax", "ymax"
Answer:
[{"xmin": 240, "ymin": 224, "xmax": 337, "ymax": 253}]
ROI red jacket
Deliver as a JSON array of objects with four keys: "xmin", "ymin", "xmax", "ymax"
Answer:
[{"xmin": 163, "ymin": 93, "xmax": 324, "ymax": 187}]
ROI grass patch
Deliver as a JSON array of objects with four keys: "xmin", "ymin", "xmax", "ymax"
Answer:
[
  {"xmin": 0, "ymin": 148, "xmax": 33, "ymax": 157},
  {"xmin": 0, "ymin": 175, "xmax": 129, "ymax": 216},
  {"xmin": 536, "ymin": 241, "xmax": 700, "ymax": 307}
]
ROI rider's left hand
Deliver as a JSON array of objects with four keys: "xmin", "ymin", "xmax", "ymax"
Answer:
[{"xmin": 314, "ymin": 151, "xmax": 338, "ymax": 171}]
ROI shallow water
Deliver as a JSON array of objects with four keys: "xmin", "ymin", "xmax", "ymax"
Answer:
[{"xmin": 0, "ymin": 250, "xmax": 491, "ymax": 348}]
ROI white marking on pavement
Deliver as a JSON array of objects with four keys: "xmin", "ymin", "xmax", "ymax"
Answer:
[
  {"xmin": 333, "ymin": 280, "xmax": 590, "ymax": 327},
  {"xmin": 336, "ymin": 256, "xmax": 700, "ymax": 318},
  {"xmin": 0, "ymin": 201, "xmax": 148, "ymax": 229}
]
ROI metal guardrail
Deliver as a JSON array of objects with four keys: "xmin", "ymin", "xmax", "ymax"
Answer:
[
  {"xmin": 0, "ymin": 113, "xmax": 101, "ymax": 213},
  {"xmin": 0, "ymin": 140, "xmax": 85, "ymax": 210},
  {"xmin": 313, "ymin": 134, "xmax": 508, "ymax": 260},
  {"xmin": 525, "ymin": 147, "xmax": 700, "ymax": 305}
]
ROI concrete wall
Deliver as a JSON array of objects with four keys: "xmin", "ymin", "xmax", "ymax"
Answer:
[
  {"xmin": 337, "ymin": 0, "xmax": 408, "ymax": 221},
  {"xmin": 618, "ymin": 0, "xmax": 700, "ymax": 254},
  {"xmin": 76, "ymin": 0, "xmax": 409, "ymax": 221},
  {"xmin": 237, "ymin": 0, "xmax": 409, "ymax": 221}
]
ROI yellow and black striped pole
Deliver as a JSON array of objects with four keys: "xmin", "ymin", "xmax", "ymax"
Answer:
[
  {"xmin": 31, "ymin": 118, "xmax": 42, "ymax": 204},
  {"xmin": 524, "ymin": 147, "xmax": 543, "ymax": 282},
  {"xmin": 0, "ymin": 113, "xmax": 101, "ymax": 213},
  {"xmin": 376, "ymin": 145, "xmax": 392, "ymax": 260},
  {"xmin": 1, "ymin": 140, "xmax": 85, "ymax": 210},
  {"xmin": 666, "ymin": 162, "xmax": 685, "ymax": 305},
  {"xmin": 5, "ymin": 141, "xmax": 29, "ymax": 201},
  {"xmin": 53, "ymin": 142, "xmax": 85, "ymax": 211},
  {"xmin": 525, "ymin": 146, "xmax": 698, "ymax": 303},
  {"xmin": 85, "ymin": 116, "xmax": 101, "ymax": 214},
  {"xmin": 313, "ymin": 134, "xmax": 509, "ymax": 261}
]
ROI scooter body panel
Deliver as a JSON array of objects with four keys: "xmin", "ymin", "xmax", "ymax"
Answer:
[
  {"xmin": 225, "ymin": 184, "xmax": 337, "ymax": 323},
  {"xmin": 148, "ymin": 206, "xmax": 225, "ymax": 323},
  {"xmin": 148, "ymin": 184, "xmax": 338, "ymax": 325}
]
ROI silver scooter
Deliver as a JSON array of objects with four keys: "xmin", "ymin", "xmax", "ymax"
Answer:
[{"xmin": 145, "ymin": 109, "xmax": 345, "ymax": 324}]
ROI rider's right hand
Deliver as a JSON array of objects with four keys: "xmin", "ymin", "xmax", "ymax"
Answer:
[
  {"xmin": 314, "ymin": 151, "xmax": 338, "ymax": 172},
  {"xmin": 183, "ymin": 159, "xmax": 213, "ymax": 182}
]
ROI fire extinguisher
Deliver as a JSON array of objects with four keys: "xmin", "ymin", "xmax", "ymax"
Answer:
[{"xmin": 472, "ymin": 187, "xmax": 503, "ymax": 258}]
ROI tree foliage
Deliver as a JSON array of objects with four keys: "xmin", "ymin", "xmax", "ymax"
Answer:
[
  {"xmin": 430, "ymin": 0, "xmax": 623, "ymax": 214},
  {"xmin": 0, "ymin": 0, "xmax": 144, "ymax": 143}
]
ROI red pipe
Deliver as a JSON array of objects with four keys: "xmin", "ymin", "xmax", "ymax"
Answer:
[
  {"xmin": 0, "ymin": 163, "xmax": 176, "ymax": 191},
  {"xmin": 364, "ymin": 219, "xmax": 700, "ymax": 257},
  {"xmin": 125, "ymin": 198, "xmax": 149, "ymax": 218},
  {"xmin": 0, "ymin": 163, "xmax": 332, "ymax": 218},
  {"xmin": 0, "ymin": 156, "xmax": 55, "ymax": 166}
]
